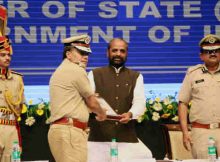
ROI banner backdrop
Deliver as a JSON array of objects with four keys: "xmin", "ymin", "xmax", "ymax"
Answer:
[{"xmin": 1, "ymin": 0, "xmax": 220, "ymax": 85}]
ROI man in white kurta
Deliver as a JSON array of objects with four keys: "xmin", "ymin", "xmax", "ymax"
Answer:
[{"xmin": 87, "ymin": 38, "xmax": 152, "ymax": 162}]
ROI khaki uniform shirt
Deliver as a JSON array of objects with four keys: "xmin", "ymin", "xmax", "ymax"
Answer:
[
  {"xmin": 178, "ymin": 64, "xmax": 220, "ymax": 124},
  {"xmin": 0, "ymin": 70, "xmax": 24, "ymax": 118},
  {"xmin": 48, "ymin": 59, "xmax": 93, "ymax": 123}
]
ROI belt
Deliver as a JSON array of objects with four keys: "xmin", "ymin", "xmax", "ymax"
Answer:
[
  {"xmin": 192, "ymin": 122, "xmax": 220, "ymax": 129},
  {"xmin": 52, "ymin": 117, "xmax": 88, "ymax": 131},
  {"xmin": 0, "ymin": 112, "xmax": 16, "ymax": 120},
  {"xmin": 0, "ymin": 119, "xmax": 16, "ymax": 125}
]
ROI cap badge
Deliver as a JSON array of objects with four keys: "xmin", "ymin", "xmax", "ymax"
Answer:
[
  {"xmin": 208, "ymin": 37, "xmax": 216, "ymax": 44},
  {"xmin": 85, "ymin": 36, "xmax": 91, "ymax": 44}
]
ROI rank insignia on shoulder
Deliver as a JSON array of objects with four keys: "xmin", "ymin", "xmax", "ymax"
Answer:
[
  {"xmin": 187, "ymin": 64, "xmax": 203, "ymax": 74},
  {"xmin": 201, "ymin": 67, "xmax": 208, "ymax": 73},
  {"xmin": 11, "ymin": 70, "xmax": 23, "ymax": 76},
  {"xmin": 195, "ymin": 79, "xmax": 204, "ymax": 84}
]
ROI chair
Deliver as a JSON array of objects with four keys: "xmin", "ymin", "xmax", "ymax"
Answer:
[{"xmin": 164, "ymin": 124, "xmax": 193, "ymax": 160}]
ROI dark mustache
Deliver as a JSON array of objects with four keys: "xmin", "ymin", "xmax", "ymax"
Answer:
[
  {"xmin": 112, "ymin": 56, "xmax": 123, "ymax": 60},
  {"xmin": 209, "ymin": 55, "xmax": 217, "ymax": 58}
]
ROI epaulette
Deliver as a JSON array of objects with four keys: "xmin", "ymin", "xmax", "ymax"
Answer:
[
  {"xmin": 187, "ymin": 64, "xmax": 203, "ymax": 74},
  {"xmin": 11, "ymin": 70, "xmax": 23, "ymax": 76}
]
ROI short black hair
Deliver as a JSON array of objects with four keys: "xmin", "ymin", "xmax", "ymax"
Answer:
[{"xmin": 62, "ymin": 46, "xmax": 74, "ymax": 60}]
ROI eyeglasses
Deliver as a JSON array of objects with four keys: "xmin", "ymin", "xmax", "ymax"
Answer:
[{"xmin": 202, "ymin": 49, "xmax": 220, "ymax": 55}]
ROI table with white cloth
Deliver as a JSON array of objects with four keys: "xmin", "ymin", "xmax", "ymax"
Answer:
[
  {"xmin": 157, "ymin": 160, "xmax": 220, "ymax": 162},
  {"xmin": 21, "ymin": 160, "xmax": 220, "ymax": 162}
]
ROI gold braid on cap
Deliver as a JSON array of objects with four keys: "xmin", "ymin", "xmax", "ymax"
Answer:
[{"xmin": 4, "ymin": 76, "xmax": 24, "ymax": 117}]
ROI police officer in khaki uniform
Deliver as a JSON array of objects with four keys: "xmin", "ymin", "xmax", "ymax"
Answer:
[
  {"xmin": 47, "ymin": 34, "xmax": 106, "ymax": 162},
  {"xmin": 0, "ymin": 36, "xmax": 24, "ymax": 162},
  {"xmin": 178, "ymin": 34, "xmax": 220, "ymax": 159}
]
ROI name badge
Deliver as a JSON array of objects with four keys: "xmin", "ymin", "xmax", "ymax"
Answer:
[{"xmin": 195, "ymin": 79, "xmax": 204, "ymax": 84}]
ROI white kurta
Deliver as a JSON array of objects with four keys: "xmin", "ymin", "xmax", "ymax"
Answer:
[{"xmin": 87, "ymin": 68, "xmax": 153, "ymax": 162}]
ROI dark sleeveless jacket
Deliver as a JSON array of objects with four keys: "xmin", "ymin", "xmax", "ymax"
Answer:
[{"xmin": 88, "ymin": 66, "xmax": 140, "ymax": 142}]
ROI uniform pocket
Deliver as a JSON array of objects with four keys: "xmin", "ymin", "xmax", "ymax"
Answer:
[{"xmin": 192, "ymin": 81, "xmax": 208, "ymax": 95}]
